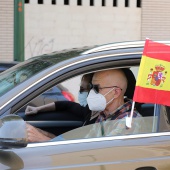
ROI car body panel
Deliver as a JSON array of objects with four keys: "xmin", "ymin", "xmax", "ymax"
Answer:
[{"xmin": 1, "ymin": 133, "xmax": 170, "ymax": 169}]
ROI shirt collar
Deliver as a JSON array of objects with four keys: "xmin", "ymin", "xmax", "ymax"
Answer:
[{"xmin": 107, "ymin": 99, "xmax": 132, "ymax": 118}]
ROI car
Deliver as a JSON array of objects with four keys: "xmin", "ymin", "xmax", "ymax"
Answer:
[
  {"xmin": 0, "ymin": 62, "xmax": 19, "ymax": 72},
  {"xmin": 0, "ymin": 41, "xmax": 170, "ymax": 170}
]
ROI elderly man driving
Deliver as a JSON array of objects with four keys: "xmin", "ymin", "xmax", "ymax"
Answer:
[{"xmin": 26, "ymin": 69, "xmax": 143, "ymax": 142}]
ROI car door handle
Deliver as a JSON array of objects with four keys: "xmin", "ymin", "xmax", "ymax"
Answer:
[{"xmin": 136, "ymin": 167, "xmax": 157, "ymax": 170}]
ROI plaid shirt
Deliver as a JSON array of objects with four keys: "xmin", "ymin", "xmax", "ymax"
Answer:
[{"xmin": 95, "ymin": 99, "xmax": 140, "ymax": 123}]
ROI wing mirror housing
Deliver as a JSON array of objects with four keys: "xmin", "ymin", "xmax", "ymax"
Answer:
[{"xmin": 0, "ymin": 115, "xmax": 27, "ymax": 149}]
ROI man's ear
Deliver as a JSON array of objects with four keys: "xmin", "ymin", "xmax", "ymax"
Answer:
[{"xmin": 113, "ymin": 88, "xmax": 122, "ymax": 98}]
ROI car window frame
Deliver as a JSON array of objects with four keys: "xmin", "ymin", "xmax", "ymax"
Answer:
[{"xmin": 0, "ymin": 61, "xmax": 167, "ymax": 147}]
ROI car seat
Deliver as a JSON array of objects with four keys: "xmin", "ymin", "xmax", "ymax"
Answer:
[
  {"xmin": 121, "ymin": 68, "xmax": 142, "ymax": 113},
  {"xmin": 122, "ymin": 68, "xmax": 154, "ymax": 117}
]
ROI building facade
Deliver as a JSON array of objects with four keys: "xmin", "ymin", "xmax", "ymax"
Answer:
[
  {"xmin": 0, "ymin": 0, "xmax": 170, "ymax": 61},
  {"xmin": 0, "ymin": 0, "xmax": 14, "ymax": 61}
]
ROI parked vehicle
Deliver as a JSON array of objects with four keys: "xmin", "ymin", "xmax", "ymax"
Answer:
[
  {"xmin": 0, "ymin": 41, "xmax": 170, "ymax": 170},
  {"xmin": 0, "ymin": 62, "xmax": 19, "ymax": 72}
]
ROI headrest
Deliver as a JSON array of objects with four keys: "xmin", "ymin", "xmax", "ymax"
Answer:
[{"xmin": 121, "ymin": 68, "xmax": 136, "ymax": 99}]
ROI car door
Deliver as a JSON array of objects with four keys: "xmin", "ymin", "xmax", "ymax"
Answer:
[
  {"xmin": 1, "ymin": 68, "xmax": 170, "ymax": 170},
  {"xmin": 1, "ymin": 122, "xmax": 170, "ymax": 170}
]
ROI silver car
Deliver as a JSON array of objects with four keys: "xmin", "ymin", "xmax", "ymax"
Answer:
[{"xmin": 0, "ymin": 41, "xmax": 170, "ymax": 170}]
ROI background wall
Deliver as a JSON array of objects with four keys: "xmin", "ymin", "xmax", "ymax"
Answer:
[
  {"xmin": 0, "ymin": 0, "xmax": 13, "ymax": 61},
  {"xmin": 25, "ymin": 0, "xmax": 141, "ymax": 59},
  {"xmin": 141, "ymin": 0, "xmax": 170, "ymax": 40},
  {"xmin": 2, "ymin": 0, "xmax": 170, "ymax": 61}
]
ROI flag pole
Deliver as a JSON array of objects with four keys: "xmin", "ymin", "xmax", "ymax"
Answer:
[
  {"xmin": 152, "ymin": 104, "xmax": 157, "ymax": 132},
  {"xmin": 126, "ymin": 101, "xmax": 135, "ymax": 128}
]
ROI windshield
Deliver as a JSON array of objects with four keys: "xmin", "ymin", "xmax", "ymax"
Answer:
[{"xmin": 0, "ymin": 47, "xmax": 90, "ymax": 97}]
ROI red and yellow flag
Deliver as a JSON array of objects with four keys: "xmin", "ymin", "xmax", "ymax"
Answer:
[{"xmin": 133, "ymin": 39, "xmax": 170, "ymax": 106}]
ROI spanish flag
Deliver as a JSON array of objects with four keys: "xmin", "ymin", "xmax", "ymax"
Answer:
[{"xmin": 133, "ymin": 39, "xmax": 170, "ymax": 106}]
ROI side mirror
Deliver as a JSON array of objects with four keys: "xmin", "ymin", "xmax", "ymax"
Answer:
[{"xmin": 0, "ymin": 115, "xmax": 27, "ymax": 148}]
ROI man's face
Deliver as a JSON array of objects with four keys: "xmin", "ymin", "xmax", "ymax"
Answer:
[{"xmin": 92, "ymin": 72, "xmax": 115, "ymax": 105}]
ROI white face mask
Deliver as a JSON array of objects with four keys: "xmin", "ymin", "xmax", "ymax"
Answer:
[
  {"xmin": 78, "ymin": 92, "xmax": 88, "ymax": 107},
  {"xmin": 87, "ymin": 88, "xmax": 115, "ymax": 111}
]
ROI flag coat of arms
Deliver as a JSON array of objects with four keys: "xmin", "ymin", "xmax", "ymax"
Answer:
[{"xmin": 133, "ymin": 39, "xmax": 170, "ymax": 106}]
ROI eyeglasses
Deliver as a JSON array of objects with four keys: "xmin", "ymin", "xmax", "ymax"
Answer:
[
  {"xmin": 90, "ymin": 83, "xmax": 122, "ymax": 94},
  {"xmin": 79, "ymin": 86, "xmax": 89, "ymax": 93}
]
